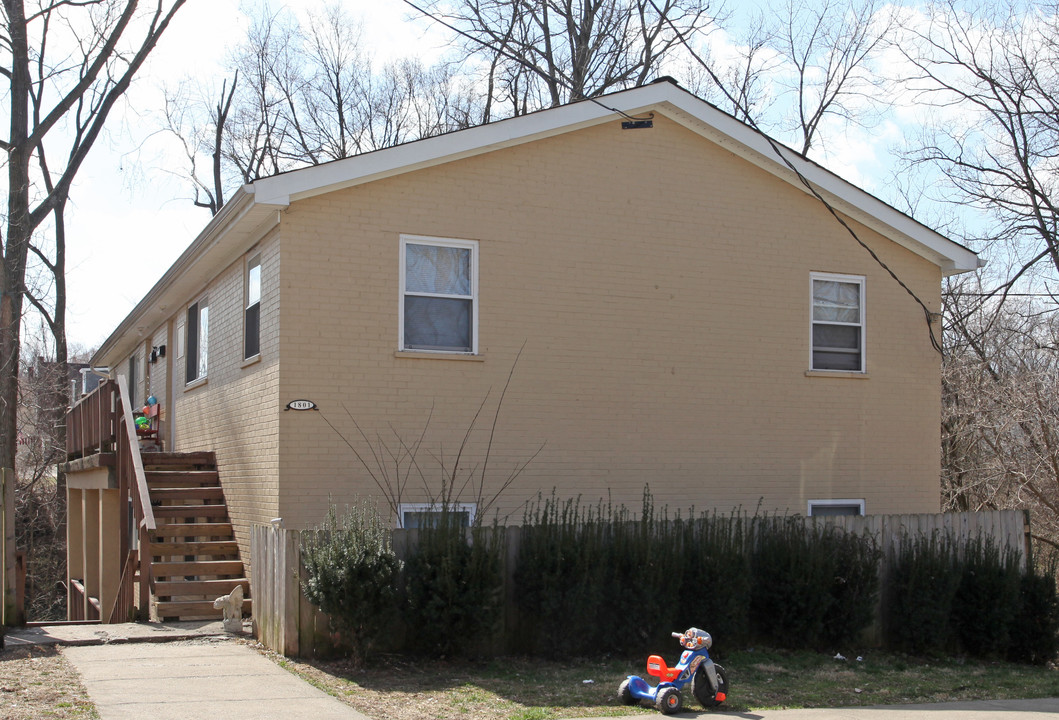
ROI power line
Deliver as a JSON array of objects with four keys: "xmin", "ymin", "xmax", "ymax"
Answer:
[
  {"xmin": 645, "ymin": 0, "xmax": 945, "ymax": 355},
  {"xmin": 406, "ymin": 0, "xmax": 944, "ymax": 352}
]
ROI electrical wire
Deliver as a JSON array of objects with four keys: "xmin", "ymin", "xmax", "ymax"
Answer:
[
  {"xmin": 645, "ymin": 0, "xmax": 945, "ymax": 355},
  {"xmin": 404, "ymin": 0, "xmax": 943, "ymax": 352}
]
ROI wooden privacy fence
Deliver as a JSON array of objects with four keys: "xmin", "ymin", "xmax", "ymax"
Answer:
[
  {"xmin": 251, "ymin": 509, "xmax": 1032, "ymax": 658},
  {"xmin": 250, "ymin": 524, "xmax": 331, "ymax": 657}
]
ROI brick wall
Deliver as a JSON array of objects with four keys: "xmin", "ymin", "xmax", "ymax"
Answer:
[
  {"xmin": 169, "ymin": 228, "xmax": 282, "ymax": 556},
  {"xmin": 272, "ymin": 115, "xmax": 943, "ymax": 529}
]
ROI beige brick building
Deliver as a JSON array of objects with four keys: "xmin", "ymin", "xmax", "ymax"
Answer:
[{"xmin": 85, "ymin": 80, "xmax": 979, "ymax": 563}]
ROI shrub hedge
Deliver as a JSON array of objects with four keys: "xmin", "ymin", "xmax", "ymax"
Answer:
[
  {"xmin": 884, "ymin": 534, "xmax": 1059, "ymax": 662},
  {"xmin": 515, "ymin": 491, "xmax": 880, "ymax": 655},
  {"xmin": 403, "ymin": 512, "xmax": 505, "ymax": 656},
  {"xmin": 301, "ymin": 494, "xmax": 1059, "ymax": 664}
]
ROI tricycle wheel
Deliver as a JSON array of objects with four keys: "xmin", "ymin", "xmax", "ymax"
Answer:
[
  {"xmin": 693, "ymin": 663, "xmax": 729, "ymax": 708},
  {"xmin": 656, "ymin": 686, "xmax": 683, "ymax": 715},
  {"xmin": 617, "ymin": 679, "xmax": 636, "ymax": 705}
]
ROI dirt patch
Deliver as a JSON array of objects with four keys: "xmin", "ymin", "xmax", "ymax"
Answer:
[{"xmin": 0, "ymin": 645, "xmax": 97, "ymax": 720}]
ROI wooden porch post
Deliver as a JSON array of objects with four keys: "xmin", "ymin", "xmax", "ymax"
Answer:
[
  {"xmin": 99, "ymin": 489, "xmax": 121, "ymax": 621},
  {"xmin": 67, "ymin": 487, "xmax": 85, "ymax": 620}
]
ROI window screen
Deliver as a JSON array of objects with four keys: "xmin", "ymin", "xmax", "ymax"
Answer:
[
  {"xmin": 812, "ymin": 276, "xmax": 864, "ymax": 371},
  {"xmin": 402, "ymin": 239, "xmax": 476, "ymax": 352}
]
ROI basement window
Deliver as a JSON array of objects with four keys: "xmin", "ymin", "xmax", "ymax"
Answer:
[
  {"xmin": 807, "ymin": 499, "xmax": 865, "ymax": 517},
  {"xmin": 397, "ymin": 502, "xmax": 476, "ymax": 529}
]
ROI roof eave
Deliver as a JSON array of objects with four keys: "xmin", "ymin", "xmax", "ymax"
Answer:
[
  {"xmin": 251, "ymin": 82, "xmax": 978, "ymax": 276},
  {"xmin": 92, "ymin": 187, "xmax": 286, "ymax": 367}
]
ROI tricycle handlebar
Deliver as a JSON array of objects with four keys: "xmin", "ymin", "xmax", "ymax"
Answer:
[{"xmin": 671, "ymin": 632, "xmax": 683, "ymax": 638}]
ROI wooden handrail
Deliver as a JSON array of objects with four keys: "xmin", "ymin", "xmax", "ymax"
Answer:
[{"xmin": 116, "ymin": 375, "xmax": 156, "ymax": 532}]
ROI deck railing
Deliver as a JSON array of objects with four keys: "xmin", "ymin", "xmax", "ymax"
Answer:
[
  {"xmin": 65, "ymin": 375, "xmax": 156, "ymax": 620},
  {"xmin": 68, "ymin": 579, "xmax": 99, "ymax": 622},
  {"xmin": 66, "ymin": 378, "xmax": 118, "ymax": 460}
]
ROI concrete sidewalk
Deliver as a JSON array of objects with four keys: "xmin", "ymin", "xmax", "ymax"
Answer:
[
  {"xmin": 4, "ymin": 619, "xmax": 236, "ymax": 647},
  {"xmin": 579, "ymin": 697, "xmax": 1059, "ymax": 719},
  {"xmin": 62, "ymin": 638, "xmax": 371, "ymax": 720}
]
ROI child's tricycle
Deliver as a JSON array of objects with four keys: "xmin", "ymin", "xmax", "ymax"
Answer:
[{"xmin": 618, "ymin": 627, "xmax": 728, "ymax": 715}]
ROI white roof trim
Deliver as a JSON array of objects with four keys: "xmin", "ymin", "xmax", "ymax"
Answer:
[
  {"xmin": 93, "ymin": 187, "xmax": 285, "ymax": 365},
  {"xmin": 95, "ymin": 82, "xmax": 978, "ymax": 367},
  {"xmin": 251, "ymin": 81, "xmax": 978, "ymax": 276}
]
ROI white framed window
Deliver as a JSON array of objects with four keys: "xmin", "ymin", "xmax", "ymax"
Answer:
[
  {"xmin": 811, "ymin": 273, "xmax": 865, "ymax": 372},
  {"xmin": 400, "ymin": 235, "xmax": 478, "ymax": 353},
  {"xmin": 185, "ymin": 297, "xmax": 209, "ymax": 383},
  {"xmin": 176, "ymin": 317, "xmax": 185, "ymax": 360},
  {"xmin": 808, "ymin": 499, "xmax": 865, "ymax": 517},
  {"xmin": 397, "ymin": 502, "xmax": 476, "ymax": 529},
  {"xmin": 244, "ymin": 254, "xmax": 261, "ymax": 360}
]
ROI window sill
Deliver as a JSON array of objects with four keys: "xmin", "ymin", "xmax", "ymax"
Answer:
[
  {"xmin": 184, "ymin": 376, "xmax": 208, "ymax": 391},
  {"xmin": 241, "ymin": 354, "xmax": 261, "ymax": 369},
  {"xmin": 805, "ymin": 370, "xmax": 869, "ymax": 379},
  {"xmin": 394, "ymin": 350, "xmax": 484, "ymax": 362}
]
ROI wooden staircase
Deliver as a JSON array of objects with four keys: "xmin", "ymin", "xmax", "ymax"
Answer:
[{"xmin": 144, "ymin": 452, "xmax": 251, "ymax": 621}]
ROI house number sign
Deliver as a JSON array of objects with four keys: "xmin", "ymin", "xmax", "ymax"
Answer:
[{"xmin": 285, "ymin": 399, "xmax": 317, "ymax": 411}]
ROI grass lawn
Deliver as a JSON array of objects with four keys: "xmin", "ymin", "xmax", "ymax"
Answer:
[{"xmin": 258, "ymin": 644, "xmax": 1059, "ymax": 720}]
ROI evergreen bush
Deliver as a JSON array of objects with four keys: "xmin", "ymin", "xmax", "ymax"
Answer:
[
  {"xmin": 674, "ymin": 511, "xmax": 752, "ymax": 646},
  {"xmin": 514, "ymin": 494, "xmax": 616, "ymax": 656},
  {"xmin": 301, "ymin": 501, "xmax": 402, "ymax": 659},
  {"xmin": 884, "ymin": 533, "xmax": 961, "ymax": 655},
  {"xmin": 748, "ymin": 518, "xmax": 879, "ymax": 649},
  {"xmin": 951, "ymin": 537, "xmax": 1021, "ymax": 657},
  {"xmin": 1007, "ymin": 553, "xmax": 1059, "ymax": 664},
  {"xmin": 403, "ymin": 511, "xmax": 505, "ymax": 656},
  {"xmin": 820, "ymin": 526, "xmax": 882, "ymax": 648},
  {"xmin": 516, "ymin": 491, "xmax": 878, "ymax": 656}
]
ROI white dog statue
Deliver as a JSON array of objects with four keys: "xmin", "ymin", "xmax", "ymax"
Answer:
[{"xmin": 214, "ymin": 584, "xmax": 244, "ymax": 632}]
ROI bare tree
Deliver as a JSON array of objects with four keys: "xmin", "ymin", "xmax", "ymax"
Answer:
[
  {"xmin": 682, "ymin": 11, "xmax": 779, "ymax": 124},
  {"xmin": 692, "ymin": 0, "xmax": 893, "ymax": 155},
  {"xmin": 403, "ymin": 0, "xmax": 714, "ymax": 118},
  {"xmin": 942, "ymin": 281, "xmax": 1059, "ymax": 551},
  {"xmin": 1, "ymin": 0, "xmax": 187, "ymax": 510},
  {"xmin": 897, "ymin": 0, "xmax": 1059, "ymax": 287},
  {"xmin": 775, "ymin": 0, "xmax": 894, "ymax": 154},
  {"xmin": 161, "ymin": 4, "xmax": 476, "ymax": 216},
  {"xmin": 889, "ymin": 2, "xmax": 1059, "ymax": 547},
  {"xmin": 161, "ymin": 74, "xmax": 238, "ymax": 214},
  {"xmin": 15, "ymin": 329, "xmax": 87, "ymax": 619}
]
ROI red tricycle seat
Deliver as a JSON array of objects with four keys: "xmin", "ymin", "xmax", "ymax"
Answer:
[{"xmin": 646, "ymin": 655, "xmax": 680, "ymax": 682}]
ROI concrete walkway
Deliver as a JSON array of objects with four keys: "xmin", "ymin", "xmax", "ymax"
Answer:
[
  {"xmin": 62, "ymin": 638, "xmax": 371, "ymax": 720},
  {"xmin": 4, "ymin": 619, "xmax": 235, "ymax": 647}
]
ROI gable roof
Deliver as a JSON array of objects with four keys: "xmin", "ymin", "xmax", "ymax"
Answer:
[
  {"xmin": 249, "ymin": 79, "xmax": 979, "ymax": 274},
  {"xmin": 94, "ymin": 81, "xmax": 979, "ymax": 365}
]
